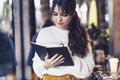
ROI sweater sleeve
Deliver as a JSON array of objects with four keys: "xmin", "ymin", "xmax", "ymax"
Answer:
[
  {"xmin": 35, "ymin": 29, "xmax": 46, "ymax": 45},
  {"xmin": 79, "ymin": 54, "xmax": 95, "ymax": 77},
  {"xmin": 32, "ymin": 53, "xmax": 47, "ymax": 78},
  {"xmin": 32, "ymin": 29, "xmax": 48, "ymax": 78},
  {"xmin": 77, "ymin": 43, "xmax": 95, "ymax": 78}
]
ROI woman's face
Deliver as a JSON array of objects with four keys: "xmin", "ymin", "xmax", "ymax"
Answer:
[{"xmin": 52, "ymin": 5, "xmax": 72, "ymax": 29}]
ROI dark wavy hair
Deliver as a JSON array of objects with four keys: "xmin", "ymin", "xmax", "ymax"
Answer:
[{"xmin": 51, "ymin": 0, "xmax": 89, "ymax": 58}]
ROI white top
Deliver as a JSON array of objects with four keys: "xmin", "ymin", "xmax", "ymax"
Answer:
[{"xmin": 32, "ymin": 26, "xmax": 95, "ymax": 78}]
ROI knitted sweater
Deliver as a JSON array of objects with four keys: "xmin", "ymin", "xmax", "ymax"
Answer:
[{"xmin": 32, "ymin": 26, "xmax": 95, "ymax": 78}]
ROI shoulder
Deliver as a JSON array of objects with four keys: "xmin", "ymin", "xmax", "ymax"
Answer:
[
  {"xmin": 36, "ymin": 26, "xmax": 54, "ymax": 44},
  {"xmin": 40, "ymin": 26, "xmax": 54, "ymax": 32},
  {"xmin": 37, "ymin": 26, "xmax": 55, "ymax": 36}
]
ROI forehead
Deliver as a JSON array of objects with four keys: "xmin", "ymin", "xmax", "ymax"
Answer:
[{"xmin": 53, "ymin": 4, "xmax": 65, "ymax": 13}]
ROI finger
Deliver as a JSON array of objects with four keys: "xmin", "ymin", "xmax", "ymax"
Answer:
[
  {"xmin": 57, "ymin": 60, "xmax": 64, "ymax": 66},
  {"xmin": 54, "ymin": 60, "xmax": 64, "ymax": 66},
  {"xmin": 52, "ymin": 55, "xmax": 64, "ymax": 64},
  {"xmin": 58, "ymin": 57, "xmax": 65, "ymax": 62},
  {"xmin": 50, "ymin": 54, "xmax": 59, "ymax": 61}
]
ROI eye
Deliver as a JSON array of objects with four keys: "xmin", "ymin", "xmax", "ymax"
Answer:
[
  {"xmin": 62, "ymin": 12, "xmax": 68, "ymax": 17},
  {"xmin": 52, "ymin": 12, "xmax": 58, "ymax": 16}
]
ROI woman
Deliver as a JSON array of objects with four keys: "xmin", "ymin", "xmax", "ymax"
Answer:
[{"xmin": 32, "ymin": 0, "xmax": 95, "ymax": 80}]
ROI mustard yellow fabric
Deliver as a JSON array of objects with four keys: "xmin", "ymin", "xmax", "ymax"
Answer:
[{"xmin": 42, "ymin": 74, "xmax": 86, "ymax": 80}]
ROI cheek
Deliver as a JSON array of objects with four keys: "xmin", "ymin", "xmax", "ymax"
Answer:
[
  {"xmin": 65, "ymin": 17, "xmax": 72, "ymax": 25},
  {"xmin": 52, "ymin": 17, "xmax": 57, "ymax": 23}
]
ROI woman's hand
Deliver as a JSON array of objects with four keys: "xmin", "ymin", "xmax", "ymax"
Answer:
[{"xmin": 43, "ymin": 54, "xmax": 64, "ymax": 69}]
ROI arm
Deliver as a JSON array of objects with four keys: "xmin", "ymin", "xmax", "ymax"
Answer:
[
  {"xmin": 32, "ymin": 53, "xmax": 47, "ymax": 78},
  {"xmin": 32, "ymin": 29, "xmax": 65, "ymax": 78},
  {"xmin": 79, "ymin": 53, "xmax": 94, "ymax": 77},
  {"xmin": 32, "ymin": 30, "xmax": 47, "ymax": 78},
  {"xmin": 32, "ymin": 44, "xmax": 94, "ymax": 78},
  {"xmin": 32, "ymin": 52, "xmax": 64, "ymax": 78},
  {"xmin": 76, "ymin": 43, "xmax": 95, "ymax": 78}
]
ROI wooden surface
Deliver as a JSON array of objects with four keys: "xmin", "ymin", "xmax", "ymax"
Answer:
[{"xmin": 108, "ymin": 0, "xmax": 120, "ymax": 58}]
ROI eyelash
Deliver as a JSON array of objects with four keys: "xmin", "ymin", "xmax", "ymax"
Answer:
[
  {"xmin": 52, "ymin": 12, "xmax": 68, "ymax": 17},
  {"xmin": 62, "ymin": 13, "xmax": 68, "ymax": 17},
  {"xmin": 52, "ymin": 12, "xmax": 57, "ymax": 16}
]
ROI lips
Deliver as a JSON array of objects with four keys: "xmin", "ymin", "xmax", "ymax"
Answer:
[{"xmin": 58, "ymin": 23, "xmax": 64, "ymax": 25}]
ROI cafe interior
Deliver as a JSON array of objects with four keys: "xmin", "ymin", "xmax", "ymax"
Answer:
[{"xmin": 0, "ymin": 0, "xmax": 120, "ymax": 80}]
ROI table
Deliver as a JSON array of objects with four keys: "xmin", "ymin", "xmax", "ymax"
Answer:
[{"xmin": 93, "ymin": 71, "xmax": 120, "ymax": 80}]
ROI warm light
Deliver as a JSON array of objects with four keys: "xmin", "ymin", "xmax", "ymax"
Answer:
[{"xmin": 88, "ymin": 0, "xmax": 98, "ymax": 29}]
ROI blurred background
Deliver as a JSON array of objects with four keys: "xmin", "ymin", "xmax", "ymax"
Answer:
[{"xmin": 0, "ymin": 0, "xmax": 120, "ymax": 80}]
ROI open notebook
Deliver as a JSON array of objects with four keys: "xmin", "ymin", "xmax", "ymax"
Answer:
[{"xmin": 31, "ymin": 42, "xmax": 74, "ymax": 66}]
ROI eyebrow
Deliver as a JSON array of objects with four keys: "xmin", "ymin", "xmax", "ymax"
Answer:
[
  {"xmin": 52, "ymin": 10, "xmax": 67, "ymax": 14},
  {"xmin": 52, "ymin": 11, "xmax": 56, "ymax": 13}
]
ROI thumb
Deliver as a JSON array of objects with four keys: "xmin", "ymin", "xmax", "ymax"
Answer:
[{"xmin": 45, "ymin": 53, "xmax": 49, "ymax": 60}]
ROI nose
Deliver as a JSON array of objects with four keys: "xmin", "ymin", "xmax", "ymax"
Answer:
[{"xmin": 57, "ymin": 15, "xmax": 62, "ymax": 22}]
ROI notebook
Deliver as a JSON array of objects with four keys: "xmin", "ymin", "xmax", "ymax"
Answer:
[{"xmin": 31, "ymin": 42, "xmax": 74, "ymax": 66}]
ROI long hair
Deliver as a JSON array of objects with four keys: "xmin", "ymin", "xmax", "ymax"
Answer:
[{"xmin": 51, "ymin": 0, "xmax": 89, "ymax": 58}]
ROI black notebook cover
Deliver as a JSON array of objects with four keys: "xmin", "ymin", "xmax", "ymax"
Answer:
[{"xmin": 31, "ymin": 42, "xmax": 74, "ymax": 66}]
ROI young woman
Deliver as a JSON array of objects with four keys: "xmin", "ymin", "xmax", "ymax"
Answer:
[{"xmin": 32, "ymin": 0, "xmax": 95, "ymax": 80}]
